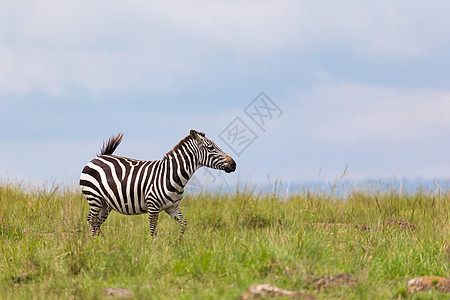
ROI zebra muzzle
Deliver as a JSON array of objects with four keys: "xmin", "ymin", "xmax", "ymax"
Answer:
[{"xmin": 224, "ymin": 157, "xmax": 236, "ymax": 173}]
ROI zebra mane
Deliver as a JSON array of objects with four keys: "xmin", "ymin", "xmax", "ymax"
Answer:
[
  {"xmin": 163, "ymin": 135, "xmax": 191, "ymax": 159},
  {"xmin": 163, "ymin": 131, "xmax": 205, "ymax": 159},
  {"xmin": 99, "ymin": 133, "xmax": 124, "ymax": 156}
]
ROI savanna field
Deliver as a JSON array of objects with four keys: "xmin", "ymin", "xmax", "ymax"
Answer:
[{"xmin": 0, "ymin": 183, "xmax": 449, "ymax": 299}]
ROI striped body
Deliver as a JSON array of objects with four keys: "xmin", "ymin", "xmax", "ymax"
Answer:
[{"xmin": 79, "ymin": 130, "xmax": 236, "ymax": 238}]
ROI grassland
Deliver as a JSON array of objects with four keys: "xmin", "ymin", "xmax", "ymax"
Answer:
[{"xmin": 0, "ymin": 183, "xmax": 449, "ymax": 299}]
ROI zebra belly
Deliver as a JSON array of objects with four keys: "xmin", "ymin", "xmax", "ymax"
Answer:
[{"xmin": 103, "ymin": 193, "xmax": 148, "ymax": 215}]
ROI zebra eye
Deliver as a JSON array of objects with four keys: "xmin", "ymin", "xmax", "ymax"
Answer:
[{"xmin": 207, "ymin": 145, "xmax": 215, "ymax": 151}]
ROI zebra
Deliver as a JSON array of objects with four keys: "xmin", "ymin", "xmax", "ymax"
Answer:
[{"xmin": 79, "ymin": 129, "xmax": 236, "ymax": 238}]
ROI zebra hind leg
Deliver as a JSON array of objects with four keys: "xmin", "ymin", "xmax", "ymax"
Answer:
[
  {"xmin": 87, "ymin": 207, "xmax": 101, "ymax": 237},
  {"xmin": 95, "ymin": 206, "xmax": 112, "ymax": 236},
  {"xmin": 148, "ymin": 212, "xmax": 159, "ymax": 237},
  {"xmin": 165, "ymin": 205, "xmax": 187, "ymax": 240}
]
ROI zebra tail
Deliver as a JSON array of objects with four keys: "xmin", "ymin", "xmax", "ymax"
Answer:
[{"xmin": 99, "ymin": 133, "xmax": 124, "ymax": 156}]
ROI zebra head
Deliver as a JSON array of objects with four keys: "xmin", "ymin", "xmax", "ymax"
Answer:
[{"xmin": 190, "ymin": 129, "xmax": 236, "ymax": 173}]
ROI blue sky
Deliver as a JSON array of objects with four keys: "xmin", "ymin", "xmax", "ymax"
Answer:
[{"xmin": 1, "ymin": 1, "xmax": 450, "ymax": 188}]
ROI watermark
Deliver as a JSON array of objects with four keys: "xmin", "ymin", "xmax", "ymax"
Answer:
[
  {"xmin": 187, "ymin": 168, "xmax": 225, "ymax": 192},
  {"xmin": 188, "ymin": 91, "xmax": 282, "ymax": 191},
  {"xmin": 218, "ymin": 117, "xmax": 258, "ymax": 157},
  {"xmin": 244, "ymin": 92, "xmax": 283, "ymax": 132},
  {"xmin": 219, "ymin": 91, "xmax": 282, "ymax": 157}
]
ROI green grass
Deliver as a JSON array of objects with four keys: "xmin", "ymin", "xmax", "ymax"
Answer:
[{"xmin": 0, "ymin": 184, "xmax": 449, "ymax": 299}]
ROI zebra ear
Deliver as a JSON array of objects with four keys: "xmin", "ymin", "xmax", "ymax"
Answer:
[{"xmin": 190, "ymin": 129, "xmax": 202, "ymax": 143}]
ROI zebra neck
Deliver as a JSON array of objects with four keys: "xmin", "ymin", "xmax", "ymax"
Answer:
[{"xmin": 165, "ymin": 148, "xmax": 200, "ymax": 189}]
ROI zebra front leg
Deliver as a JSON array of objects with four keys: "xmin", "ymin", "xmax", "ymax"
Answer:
[
  {"xmin": 165, "ymin": 205, "xmax": 187, "ymax": 240},
  {"xmin": 147, "ymin": 202, "xmax": 160, "ymax": 237}
]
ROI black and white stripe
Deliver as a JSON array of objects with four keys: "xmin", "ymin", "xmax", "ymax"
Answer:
[{"xmin": 79, "ymin": 130, "xmax": 236, "ymax": 238}]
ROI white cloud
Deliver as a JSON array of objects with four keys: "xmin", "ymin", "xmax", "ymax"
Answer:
[
  {"xmin": 297, "ymin": 83, "xmax": 450, "ymax": 143},
  {"xmin": 1, "ymin": 1, "xmax": 450, "ymax": 96}
]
